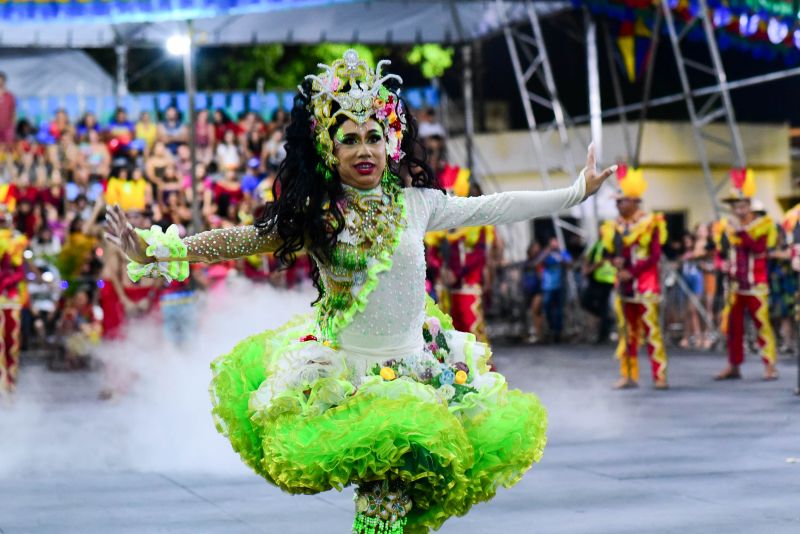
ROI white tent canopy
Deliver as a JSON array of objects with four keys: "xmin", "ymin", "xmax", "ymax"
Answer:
[
  {"xmin": 0, "ymin": 1, "xmax": 568, "ymax": 48},
  {"xmin": 0, "ymin": 50, "xmax": 113, "ymax": 98}
]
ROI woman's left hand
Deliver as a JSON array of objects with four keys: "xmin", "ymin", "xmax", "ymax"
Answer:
[{"xmin": 582, "ymin": 142, "xmax": 618, "ymax": 199}]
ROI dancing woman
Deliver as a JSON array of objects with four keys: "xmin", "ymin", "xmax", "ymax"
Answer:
[{"xmin": 106, "ymin": 50, "xmax": 615, "ymax": 533}]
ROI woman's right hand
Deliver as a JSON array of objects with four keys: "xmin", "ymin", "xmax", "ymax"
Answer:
[{"xmin": 105, "ymin": 204, "xmax": 152, "ymax": 264}]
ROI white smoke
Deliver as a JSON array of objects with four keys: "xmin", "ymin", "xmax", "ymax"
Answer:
[{"xmin": 0, "ymin": 278, "xmax": 315, "ymax": 476}]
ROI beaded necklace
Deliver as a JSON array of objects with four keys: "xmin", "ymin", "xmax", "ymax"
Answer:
[{"xmin": 316, "ymin": 175, "xmax": 406, "ymax": 342}]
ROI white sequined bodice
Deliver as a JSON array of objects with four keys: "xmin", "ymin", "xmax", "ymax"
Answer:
[
  {"xmin": 326, "ymin": 177, "xmax": 587, "ymax": 355},
  {"xmin": 335, "ymin": 190, "xmax": 430, "ymax": 346}
]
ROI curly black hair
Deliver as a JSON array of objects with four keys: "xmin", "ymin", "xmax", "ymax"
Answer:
[{"xmin": 255, "ymin": 77, "xmax": 440, "ymax": 304}]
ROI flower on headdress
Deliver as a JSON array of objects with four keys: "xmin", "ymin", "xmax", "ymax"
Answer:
[
  {"xmin": 426, "ymin": 317, "xmax": 441, "ymax": 336},
  {"xmin": 380, "ymin": 367, "xmax": 397, "ymax": 381},
  {"xmin": 305, "ymin": 49, "xmax": 406, "ymax": 171},
  {"xmin": 437, "ymin": 384, "xmax": 456, "ymax": 401},
  {"xmin": 439, "ymin": 369, "xmax": 455, "ymax": 386}
]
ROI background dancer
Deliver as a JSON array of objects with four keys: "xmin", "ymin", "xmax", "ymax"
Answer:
[
  {"xmin": 714, "ymin": 170, "xmax": 779, "ymax": 381},
  {"xmin": 601, "ymin": 166, "xmax": 668, "ymax": 390}
]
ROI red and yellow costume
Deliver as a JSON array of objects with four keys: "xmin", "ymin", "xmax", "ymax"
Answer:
[
  {"xmin": 714, "ymin": 170, "xmax": 777, "ymax": 370},
  {"xmin": 426, "ymin": 225, "xmax": 494, "ymax": 342},
  {"xmin": 0, "ymin": 182, "xmax": 18, "ymax": 212},
  {"xmin": 0, "ymin": 224, "xmax": 28, "ymax": 393},
  {"xmin": 425, "ymin": 164, "xmax": 493, "ymax": 342},
  {"xmin": 782, "ymin": 203, "xmax": 800, "ymax": 272},
  {"xmin": 601, "ymin": 167, "xmax": 668, "ymax": 385}
]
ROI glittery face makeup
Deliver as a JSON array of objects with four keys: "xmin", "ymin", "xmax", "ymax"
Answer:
[{"xmin": 333, "ymin": 119, "xmax": 387, "ymax": 190}]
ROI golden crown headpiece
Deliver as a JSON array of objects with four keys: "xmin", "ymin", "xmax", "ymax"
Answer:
[{"xmin": 302, "ymin": 49, "xmax": 407, "ymax": 172}]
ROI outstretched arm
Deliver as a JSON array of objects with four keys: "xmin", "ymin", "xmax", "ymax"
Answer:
[
  {"xmin": 105, "ymin": 204, "xmax": 279, "ymax": 265},
  {"xmin": 426, "ymin": 143, "xmax": 616, "ymax": 232}
]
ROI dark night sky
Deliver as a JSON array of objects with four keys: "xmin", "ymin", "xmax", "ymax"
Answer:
[
  {"xmin": 90, "ymin": 8, "xmax": 799, "ymax": 129},
  {"xmin": 445, "ymin": 9, "xmax": 800, "ymax": 131}
]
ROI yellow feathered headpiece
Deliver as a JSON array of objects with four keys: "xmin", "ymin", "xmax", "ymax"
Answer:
[
  {"xmin": 614, "ymin": 164, "xmax": 647, "ymax": 200},
  {"xmin": 723, "ymin": 168, "xmax": 756, "ymax": 202}
]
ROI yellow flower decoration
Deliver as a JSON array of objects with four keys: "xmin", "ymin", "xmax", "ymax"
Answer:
[
  {"xmin": 455, "ymin": 370, "xmax": 468, "ymax": 385},
  {"xmin": 380, "ymin": 367, "xmax": 396, "ymax": 381}
]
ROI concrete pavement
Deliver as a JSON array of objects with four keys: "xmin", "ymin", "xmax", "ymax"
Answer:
[{"xmin": 1, "ymin": 344, "xmax": 798, "ymax": 533}]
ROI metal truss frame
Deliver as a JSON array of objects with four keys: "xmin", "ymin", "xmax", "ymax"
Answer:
[
  {"xmin": 660, "ymin": 0, "xmax": 746, "ymax": 218},
  {"xmin": 496, "ymin": 0, "xmax": 588, "ymax": 250}
]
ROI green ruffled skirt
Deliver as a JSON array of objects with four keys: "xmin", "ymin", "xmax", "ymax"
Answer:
[{"xmin": 209, "ymin": 302, "xmax": 547, "ymax": 533}]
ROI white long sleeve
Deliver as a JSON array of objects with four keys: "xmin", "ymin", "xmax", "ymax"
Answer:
[{"xmin": 417, "ymin": 172, "xmax": 587, "ymax": 232}]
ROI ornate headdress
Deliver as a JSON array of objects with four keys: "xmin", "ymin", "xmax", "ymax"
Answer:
[
  {"xmin": 614, "ymin": 164, "xmax": 648, "ymax": 200},
  {"xmin": 302, "ymin": 49, "xmax": 407, "ymax": 172},
  {"xmin": 722, "ymin": 167, "xmax": 756, "ymax": 203}
]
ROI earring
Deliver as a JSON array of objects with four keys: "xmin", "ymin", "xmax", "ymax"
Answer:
[
  {"xmin": 381, "ymin": 166, "xmax": 394, "ymax": 187},
  {"xmin": 317, "ymin": 162, "xmax": 333, "ymax": 183}
]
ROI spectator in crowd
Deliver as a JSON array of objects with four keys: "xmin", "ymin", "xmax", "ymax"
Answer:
[
  {"xmin": 244, "ymin": 124, "xmax": 266, "ymax": 163},
  {"xmin": 523, "ymin": 241, "xmax": 545, "ymax": 343},
  {"xmin": 182, "ymin": 162, "xmax": 210, "ymax": 207},
  {"xmin": 48, "ymin": 108, "xmax": 70, "ymax": 142},
  {"xmin": 58, "ymin": 287, "xmax": 101, "ymax": 370},
  {"xmin": 175, "ymin": 143, "xmax": 193, "ymax": 179},
  {"xmin": 76, "ymin": 112, "xmax": 100, "ymax": 140},
  {"xmin": 213, "ymin": 108, "xmax": 238, "ymax": 142},
  {"xmin": 48, "ymin": 129, "xmax": 80, "ymax": 179},
  {"xmin": 145, "ymin": 140, "xmax": 173, "ymax": 186},
  {"xmin": 213, "ymin": 168, "xmax": 243, "ymax": 218},
  {"xmin": 79, "ymin": 129, "xmax": 111, "ymax": 180},
  {"xmin": 1, "ymin": 99, "xmax": 313, "ymax": 380},
  {"xmin": 135, "ymin": 111, "xmax": 158, "ymax": 153},
  {"xmin": 0, "ymin": 72, "xmax": 15, "ymax": 153},
  {"xmin": 30, "ymin": 224, "xmax": 62, "ymax": 267},
  {"xmin": 158, "ymin": 106, "xmax": 188, "ymax": 155},
  {"xmin": 272, "ymin": 108, "xmax": 290, "ymax": 129},
  {"xmin": 237, "ymin": 111, "xmax": 262, "ymax": 142},
  {"xmin": 107, "ymin": 107, "xmax": 135, "ymax": 158},
  {"xmin": 216, "ymin": 129, "xmax": 241, "ymax": 171},
  {"xmin": 768, "ymin": 228, "xmax": 796, "ymax": 354},
  {"xmin": 582, "ymin": 229, "xmax": 616, "ymax": 344},
  {"xmin": 678, "ymin": 232, "xmax": 704, "ymax": 349},
  {"xmin": 194, "ymin": 109, "xmax": 215, "ymax": 166},
  {"xmin": 262, "ymin": 128, "xmax": 286, "ymax": 172},
  {"xmin": 66, "ymin": 167, "xmax": 104, "ymax": 206},
  {"xmin": 541, "ymin": 236, "xmax": 572, "ymax": 343},
  {"xmin": 696, "ymin": 222, "xmax": 719, "ymax": 347},
  {"xmin": 241, "ymin": 157, "xmax": 263, "ymax": 200}
]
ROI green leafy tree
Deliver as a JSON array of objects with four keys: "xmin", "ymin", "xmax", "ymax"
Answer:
[
  {"xmin": 219, "ymin": 43, "xmax": 388, "ymax": 90},
  {"xmin": 406, "ymin": 44, "xmax": 454, "ymax": 79}
]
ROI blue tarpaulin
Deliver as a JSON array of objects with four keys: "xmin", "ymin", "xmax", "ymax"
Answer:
[
  {"xmin": 0, "ymin": 1, "xmax": 568, "ymax": 48},
  {"xmin": 0, "ymin": 0, "xmax": 358, "ymax": 25}
]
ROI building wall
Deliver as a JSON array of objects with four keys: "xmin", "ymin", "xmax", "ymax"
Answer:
[{"xmin": 449, "ymin": 121, "xmax": 792, "ymax": 229}]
